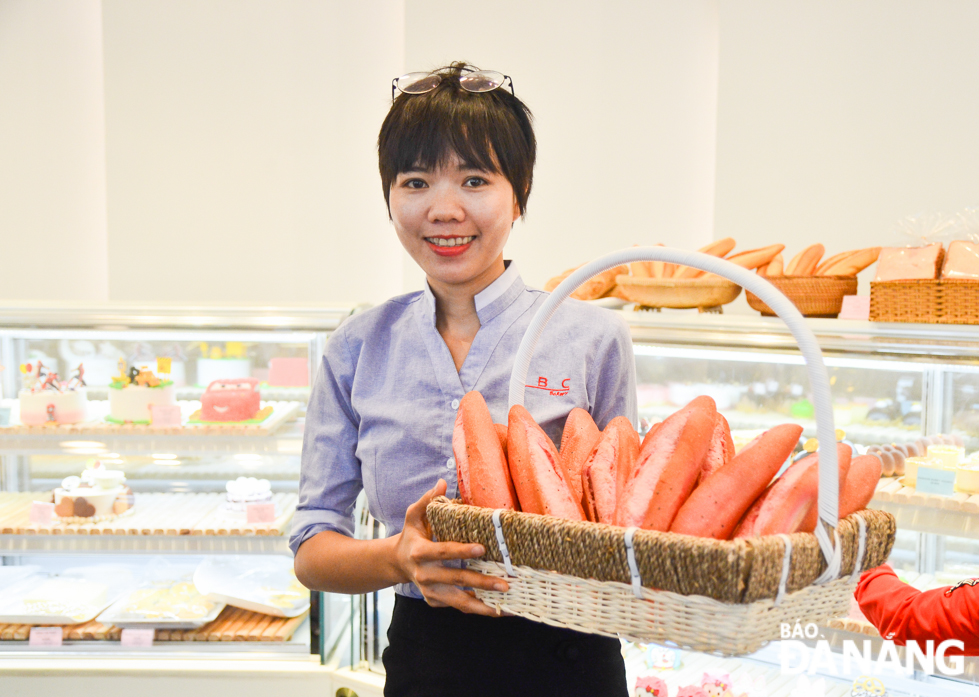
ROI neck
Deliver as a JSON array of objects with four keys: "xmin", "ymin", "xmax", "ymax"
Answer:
[{"xmin": 427, "ymin": 256, "xmax": 506, "ymax": 328}]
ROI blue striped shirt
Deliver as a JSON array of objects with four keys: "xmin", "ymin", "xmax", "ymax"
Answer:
[{"xmin": 290, "ymin": 263, "xmax": 637, "ymax": 597}]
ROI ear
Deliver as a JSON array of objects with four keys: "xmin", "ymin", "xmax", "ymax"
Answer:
[{"xmin": 512, "ymin": 194, "xmax": 521, "ymax": 222}]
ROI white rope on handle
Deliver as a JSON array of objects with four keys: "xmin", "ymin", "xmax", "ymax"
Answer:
[
  {"xmin": 624, "ymin": 527, "xmax": 643, "ymax": 599},
  {"xmin": 508, "ymin": 247, "xmax": 840, "ymax": 572},
  {"xmin": 492, "ymin": 509, "xmax": 515, "ymax": 577},
  {"xmin": 848, "ymin": 515, "xmax": 869, "ymax": 583},
  {"xmin": 775, "ymin": 534, "xmax": 793, "ymax": 606}
]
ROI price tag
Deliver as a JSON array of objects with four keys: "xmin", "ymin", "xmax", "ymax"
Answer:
[
  {"xmin": 0, "ymin": 406, "xmax": 10, "ymax": 426},
  {"xmin": 29, "ymin": 627, "xmax": 63, "ymax": 647},
  {"xmin": 246, "ymin": 502, "xmax": 276, "ymax": 524},
  {"xmin": 839, "ymin": 295, "xmax": 871, "ymax": 321},
  {"xmin": 29, "ymin": 501, "xmax": 55, "ymax": 525},
  {"xmin": 120, "ymin": 628, "xmax": 155, "ymax": 647},
  {"xmin": 156, "ymin": 357, "xmax": 172, "ymax": 374},
  {"xmin": 916, "ymin": 467, "xmax": 957, "ymax": 496},
  {"xmin": 149, "ymin": 404, "xmax": 182, "ymax": 427}
]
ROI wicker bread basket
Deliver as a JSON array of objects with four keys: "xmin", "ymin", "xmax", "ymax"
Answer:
[
  {"xmin": 428, "ymin": 246, "xmax": 896, "ymax": 655},
  {"xmin": 614, "ymin": 275, "xmax": 742, "ymax": 310},
  {"xmin": 870, "ymin": 278, "xmax": 979, "ymax": 324},
  {"xmin": 745, "ymin": 276, "xmax": 858, "ymax": 318}
]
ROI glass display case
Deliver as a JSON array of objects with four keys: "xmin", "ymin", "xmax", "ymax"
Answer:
[
  {"xmin": 0, "ymin": 302, "xmax": 358, "ymax": 682},
  {"xmin": 343, "ymin": 310, "xmax": 979, "ymax": 695}
]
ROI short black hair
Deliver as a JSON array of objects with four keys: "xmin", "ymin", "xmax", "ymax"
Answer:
[{"xmin": 378, "ymin": 62, "xmax": 537, "ymax": 216}]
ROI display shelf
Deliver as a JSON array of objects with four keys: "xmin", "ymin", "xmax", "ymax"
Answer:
[
  {"xmin": 0, "ymin": 420, "xmax": 304, "ymax": 455},
  {"xmin": 0, "ymin": 608, "xmax": 309, "ymax": 645},
  {"xmin": 0, "ymin": 534, "xmax": 290, "ymax": 555},
  {"xmin": 1, "ymin": 400, "xmax": 302, "ymax": 437},
  {"xmin": 869, "ymin": 476, "xmax": 979, "ymax": 539},
  {"xmin": 82, "ymin": 386, "xmax": 311, "ymax": 403},
  {"xmin": 0, "ymin": 492, "xmax": 296, "ymax": 538},
  {"xmin": 639, "ymin": 403, "xmax": 921, "ymax": 445}
]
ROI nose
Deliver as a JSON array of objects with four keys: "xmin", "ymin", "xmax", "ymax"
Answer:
[{"xmin": 427, "ymin": 182, "xmax": 465, "ymax": 223}]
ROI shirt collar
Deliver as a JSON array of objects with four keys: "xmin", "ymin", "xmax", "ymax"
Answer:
[{"xmin": 422, "ymin": 261, "xmax": 522, "ymax": 325}]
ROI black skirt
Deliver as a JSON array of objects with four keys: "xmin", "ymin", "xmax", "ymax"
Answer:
[{"xmin": 381, "ymin": 594, "xmax": 629, "ymax": 697}]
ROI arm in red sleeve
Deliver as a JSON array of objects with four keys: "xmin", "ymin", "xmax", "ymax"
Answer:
[{"xmin": 855, "ymin": 565, "xmax": 979, "ymax": 655}]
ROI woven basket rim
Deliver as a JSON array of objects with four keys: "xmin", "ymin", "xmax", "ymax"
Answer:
[{"xmin": 428, "ymin": 496, "xmax": 896, "ymax": 604}]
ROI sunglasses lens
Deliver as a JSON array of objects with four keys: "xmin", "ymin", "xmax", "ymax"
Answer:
[
  {"xmin": 397, "ymin": 73, "xmax": 442, "ymax": 94},
  {"xmin": 459, "ymin": 71, "xmax": 506, "ymax": 93}
]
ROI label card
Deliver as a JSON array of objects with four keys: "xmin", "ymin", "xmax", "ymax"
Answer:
[
  {"xmin": 149, "ymin": 404, "xmax": 182, "ymax": 427},
  {"xmin": 0, "ymin": 406, "xmax": 10, "ymax": 426},
  {"xmin": 839, "ymin": 295, "xmax": 871, "ymax": 321},
  {"xmin": 29, "ymin": 627, "xmax": 63, "ymax": 647},
  {"xmin": 120, "ymin": 628, "xmax": 155, "ymax": 647},
  {"xmin": 29, "ymin": 501, "xmax": 55, "ymax": 525},
  {"xmin": 246, "ymin": 502, "xmax": 276, "ymax": 524},
  {"xmin": 916, "ymin": 467, "xmax": 957, "ymax": 496}
]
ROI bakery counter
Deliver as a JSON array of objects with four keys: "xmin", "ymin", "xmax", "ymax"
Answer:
[
  {"xmin": 0, "ymin": 534, "xmax": 290, "ymax": 555},
  {"xmin": 0, "ymin": 420, "xmax": 304, "ymax": 456}
]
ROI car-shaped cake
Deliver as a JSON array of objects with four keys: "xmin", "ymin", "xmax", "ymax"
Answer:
[{"xmin": 200, "ymin": 377, "xmax": 261, "ymax": 422}]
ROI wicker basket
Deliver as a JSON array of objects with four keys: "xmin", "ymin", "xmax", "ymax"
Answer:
[
  {"xmin": 613, "ymin": 275, "xmax": 741, "ymax": 311},
  {"xmin": 870, "ymin": 278, "xmax": 979, "ymax": 324},
  {"xmin": 428, "ymin": 501, "xmax": 894, "ymax": 654},
  {"xmin": 429, "ymin": 246, "xmax": 896, "ymax": 656},
  {"xmin": 745, "ymin": 276, "xmax": 857, "ymax": 318}
]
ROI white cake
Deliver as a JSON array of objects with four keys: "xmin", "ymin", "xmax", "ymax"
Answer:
[
  {"xmin": 18, "ymin": 388, "xmax": 89, "ymax": 425},
  {"xmin": 108, "ymin": 383, "xmax": 176, "ymax": 423},
  {"xmin": 197, "ymin": 358, "xmax": 251, "ymax": 387}
]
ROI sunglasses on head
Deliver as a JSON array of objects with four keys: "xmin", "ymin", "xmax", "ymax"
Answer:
[{"xmin": 392, "ymin": 68, "xmax": 514, "ymax": 101}]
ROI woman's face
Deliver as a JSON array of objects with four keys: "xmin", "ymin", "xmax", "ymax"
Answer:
[{"xmin": 389, "ymin": 151, "xmax": 520, "ymax": 293}]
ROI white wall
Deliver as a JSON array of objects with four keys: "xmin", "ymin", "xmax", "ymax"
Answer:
[
  {"xmin": 714, "ymin": 0, "xmax": 979, "ymax": 294},
  {"xmin": 0, "ymin": 0, "xmax": 108, "ymax": 301},
  {"xmin": 2, "ymin": 1, "xmax": 979, "ymax": 305},
  {"xmin": 101, "ymin": 0, "xmax": 403, "ymax": 306},
  {"xmin": 402, "ymin": 0, "xmax": 720, "ymax": 292}
]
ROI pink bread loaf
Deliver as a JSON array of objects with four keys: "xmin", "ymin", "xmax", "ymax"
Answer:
[
  {"xmin": 874, "ymin": 243, "xmax": 943, "ymax": 282},
  {"xmin": 200, "ymin": 377, "xmax": 261, "ymax": 421},
  {"xmin": 941, "ymin": 240, "xmax": 979, "ymax": 279}
]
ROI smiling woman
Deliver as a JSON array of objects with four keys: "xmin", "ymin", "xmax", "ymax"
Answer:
[{"xmin": 291, "ymin": 62, "xmax": 636, "ymax": 697}]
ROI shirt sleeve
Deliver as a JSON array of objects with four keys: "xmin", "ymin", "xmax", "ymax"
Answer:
[
  {"xmin": 289, "ymin": 327, "xmax": 363, "ymax": 555},
  {"xmin": 588, "ymin": 312, "xmax": 638, "ymax": 431},
  {"xmin": 855, "ymin": 565, "xmax": 979, "ymax": 654}
]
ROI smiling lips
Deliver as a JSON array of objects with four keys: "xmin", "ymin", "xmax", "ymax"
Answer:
[{"xmin": 425, "ymin": 235, "xmax": 476, "ymax": 257}]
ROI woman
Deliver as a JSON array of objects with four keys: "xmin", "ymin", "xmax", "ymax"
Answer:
[{"xmin": 292, "ymin": 62, "xmax": 637, "ymax": 696}]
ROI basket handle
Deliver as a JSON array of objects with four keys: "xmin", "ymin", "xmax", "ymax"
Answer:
[{"xmin": 508, "ymin": 247, "xmax": 841, "ymax": 573}]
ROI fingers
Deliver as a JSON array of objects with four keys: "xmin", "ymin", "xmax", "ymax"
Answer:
[
  {"xmin": 404, "ymin": 479, "xmax": 448, "ymax": 526},
  {"xmin": 422, "ymin": 584, "xmax": 506, "ymax": 617},
  {"xmin": 409, "ymin": 540, "xmax": 486, "ymax": 563},
  {"xmin": 414, "ymin": 564, "xmax": 509, "ymax": 594}
]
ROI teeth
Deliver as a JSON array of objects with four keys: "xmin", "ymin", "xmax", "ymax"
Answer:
[{"xmin": 428, "ymin": 236, "xmax": 475, "ymax": 247}]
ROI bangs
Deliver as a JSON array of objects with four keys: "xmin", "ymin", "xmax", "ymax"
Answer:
[{"xmin": 388, "ymin": 90, "xmax": 503, "ymax": 175}]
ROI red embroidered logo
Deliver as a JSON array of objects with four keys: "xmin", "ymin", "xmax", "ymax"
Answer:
[{"xmin": 525, "ymin": 376, "xmax": 570, "ymax": 396}]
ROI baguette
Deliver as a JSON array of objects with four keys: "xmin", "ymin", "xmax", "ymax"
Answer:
[
  {"xmin": 570, "ymin": 265, "xmax": 628, "ymax": 300},
  {"xmin": 725, "ymin": 244, "xmax": 785, "ymax": 271},
  {"xmin": 818, "ymin": 247, "xmax": 882, "ymax": 277},
  {"xmin": 581, "ymin": 417, "xmax": 639, "ymax": 524},
  {"xmin": 559, "ymin": 408, "xmax": 601, "ymax": 506},
  {"xmin": 544, "ymin": 267, "xmax": 578, "ymax": 292},
  {"xmin": 453, "ymin": 391, "xmax": 516, "ymax": 509},
  {"xmin": 814, "ymin": 250, "xmax": 853, "ymax": 275},
  {"xmin": 674, "ymin": 238, "xmax": 737, "ymax": 279},
  {"xmin": 784, "ymin": 244, "xmax": 824, "ymax": 276},
  {"xmin": 507, "ymin": 405, "xmax": 585, "ymax": 520},
  {"xmin": 767, "ymin": 253, "xmax": 784, "ymax": 276}
]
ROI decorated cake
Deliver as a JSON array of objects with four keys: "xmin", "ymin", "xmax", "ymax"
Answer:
[
  {"xmin": 196, "ymin": 342, "xmax": 251, "ymax": 387},
  {"xmin": 635, "ymin": 676, "xmax": 669, "ymax": 696},
  {"xmin": 17, "ymin": 361, "xmax": 89, "ymax": 425},
  {"xmin": 53, "ymin": 462, "xmax": 134, "ymax": 521},
  {"xmin": 107, "ymin": 360, "xmax": 176, "ymax": 424},
  {"xmin": 200, "ymin": 378, "xmax": 261, "ymax": 421},
  {"xmin": 225, "ymin": 476, "xmax": 273, "ymax": 512}
]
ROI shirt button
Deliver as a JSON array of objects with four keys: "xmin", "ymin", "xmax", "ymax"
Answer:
[
  {"xmin": 451, "ymin": 399, "xmax": 460, "ymax": 409},
  {"xmin": 446, "ymin": 457, "xmax": 455, "ymax": 470}
]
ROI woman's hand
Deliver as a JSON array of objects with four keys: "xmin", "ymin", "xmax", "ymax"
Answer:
[{"xmin": 394, "ymin": 479, "xmax": 509, "ymax": 616}]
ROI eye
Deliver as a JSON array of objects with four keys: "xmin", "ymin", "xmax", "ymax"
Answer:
[
  {"xmin": 463, "ymin": 176, "xmax": 488, "ymax": 187},
  {"xmin": 401, "ymin": 177, "xmax": 427, "ymax": 189}
]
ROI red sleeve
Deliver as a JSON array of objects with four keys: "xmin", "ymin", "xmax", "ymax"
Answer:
[{"xmin": 854, "ymin": 565, "xmax": 979, "ymax": 655}]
